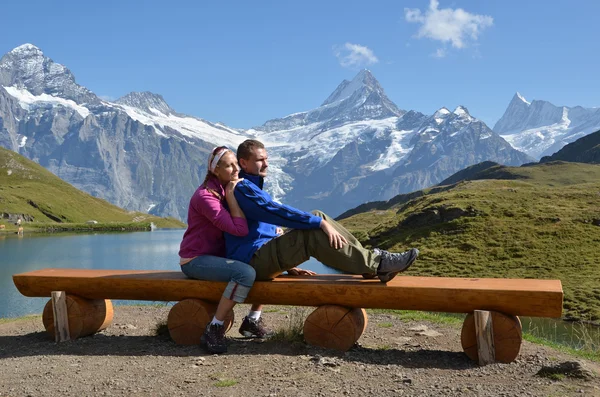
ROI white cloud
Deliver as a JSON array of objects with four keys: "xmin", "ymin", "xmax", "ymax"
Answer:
[
  {"xmin": 99, "ymin": 95, "xmax": 115, "ymax": 101},
  {"xmin": 405, "ymin": 0, "xmax": 493, "ymax": 49},
  {"xmin": 334, "ymin": 43, "xmax": 379, "ymax": 68},
  {"xmin": 432, "ymin": 48, "xmax": 446, "ymax": 58}
]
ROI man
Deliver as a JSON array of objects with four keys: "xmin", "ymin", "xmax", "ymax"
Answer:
[{"xmin": 225, "ymin": 139, "xmax": 419, "ymax": 284}]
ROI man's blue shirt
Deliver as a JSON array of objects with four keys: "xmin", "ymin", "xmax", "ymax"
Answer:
[{"xmin": 224, "ymin": 170, "xmax": 322, "ymax": 263}]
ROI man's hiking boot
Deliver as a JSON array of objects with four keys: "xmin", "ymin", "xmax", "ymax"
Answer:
[
  {"xmin": 375, "ymin": 247, "xmax": 419, "ymax": 283},
  {"xmin": 239, "ymin": 316, "xmax": 275, "ymax": 338},
  {"xmin": 201, "ymin": 322, "xmax": 227, "ymax": 354}
]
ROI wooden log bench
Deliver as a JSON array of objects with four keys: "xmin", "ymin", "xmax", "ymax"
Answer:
[{"xmin": 13, "ymin": 269, "xmax": 563, "ymax": 365}]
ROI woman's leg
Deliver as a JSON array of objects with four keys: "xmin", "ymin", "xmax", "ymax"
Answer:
[
  {"xmin": 181, "ymin": 256, "xmax": 257, "ymax": 353},
  {"xmin": 181, "ymin": 255, "xmax": 256, "ymax": 319}
]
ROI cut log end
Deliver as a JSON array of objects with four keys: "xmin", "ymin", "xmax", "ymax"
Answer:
[
  {"xmin": 167, "ymin": 299, "xmax": 234, "ymax": 345},
  {"xmin": 303, "ymin": 305, "xmax": 368, "ymax": 351},
  {"xmin": 42, "ymin": 296, "xmax": 113, "ymax": 339},
  {"xmin": 461, "ymin": 311, "xmax": 522, "ymax": 364}
]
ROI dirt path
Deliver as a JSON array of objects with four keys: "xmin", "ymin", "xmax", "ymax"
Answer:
[{"xmin": 1, "ymin": 305, "xmax": 598, "ymax": 396}]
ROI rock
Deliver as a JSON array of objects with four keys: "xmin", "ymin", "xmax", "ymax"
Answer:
[
  {"xmin": 416, "ymin": 330, "xmax": 443, "ymax": 337},
  {"xmin": 408, "ymin": 325, "xmax": 428, "ymax": 332},
  {"xmin": 537, "ymin": 361, "xmax": 596, "ymax": 381}
]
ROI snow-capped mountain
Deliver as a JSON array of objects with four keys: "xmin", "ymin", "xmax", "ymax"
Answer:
[
  {"xmin": 258, "ymin": 74, "xmax": 533, "ymax": 214},
  {"xmin": 0, "ymin": 44, "xmax": 250, "ymax": 219},
  {"xmin": 0, "ymin": 44, "xmax": 539, "ymax": 220},
  {"xmin": 494, "ymin": 93, "xmax": 600, "ymax": 159},
  {"xmin": 0, "ymin": 44, "xmax": 98, "ymax": 104}
]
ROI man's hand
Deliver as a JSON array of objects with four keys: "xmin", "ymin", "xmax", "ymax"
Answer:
[
  {"xmin": 275, "ymin": 227, "xmax": 284, "ymax": 235},
  {"xmin": 320, "ymin": 219, "xmax": 348, "ymax": 249},
  {"xmin": 287, "ymin": 267, "xmax": 317, "ymax": 276},
  {"xmin": 225, "ymin": 178, "xmax": 244, "ymax": 197}
]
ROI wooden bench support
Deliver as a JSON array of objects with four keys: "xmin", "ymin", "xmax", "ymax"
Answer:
[
  {"xmin": 42, "ymin": 294, "xmax": 113, "ymax": 340},
  {"xmin": 461, "ymin": 311, "xmax": 522, "ymax": 364},
  {"xmin": 474, "ymin": 310, "xmax": 495, "ymax": 365},
  {"xmin": 51, "ymin": 291, "xmax": 70, "ymax": 342},
  {"xmin": 303, "ymin": 305, "xmax": 368, "ymax": 351},
  {"xmin": 167, "ymin": 299, "xmax": 234, "ymax": 345}
]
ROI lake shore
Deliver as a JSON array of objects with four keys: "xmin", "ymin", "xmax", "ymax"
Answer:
[{"xmin": 1, "ymin": 305, "xmax": 599, "ymax": 396}]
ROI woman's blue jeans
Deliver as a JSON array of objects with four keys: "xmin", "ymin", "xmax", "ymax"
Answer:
[{"xmin": 180, "ymin": 255, "xmax": 256, "ymax": 303}]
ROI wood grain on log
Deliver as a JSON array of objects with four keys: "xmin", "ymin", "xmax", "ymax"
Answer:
[{"xmin": 303, "ymin": 305, "xmax": 368, "ymax": 351}]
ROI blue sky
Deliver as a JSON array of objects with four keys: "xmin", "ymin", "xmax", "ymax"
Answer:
[{"xmin": 1, "ymin": 0, "xmax": 599, "ymax": 129}]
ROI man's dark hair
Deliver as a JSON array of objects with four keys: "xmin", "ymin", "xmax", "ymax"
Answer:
[{"xmin": 237, "ymin": 139, "xmax": 265, "ymax": 162}]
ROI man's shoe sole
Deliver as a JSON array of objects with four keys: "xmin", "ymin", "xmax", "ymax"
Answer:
[
  {"xmin": 206, "ymin": 343, "xmax": 227, "ymax": 354},
  {"xmin": 240, "ymin": 330, "xmax": 274, "ymax": 339},
  {"xmin": 377, "ymin": 249, "xmax": 419, "ymax": 284}
]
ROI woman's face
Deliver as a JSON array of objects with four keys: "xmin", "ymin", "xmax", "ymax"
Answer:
[{"xmin": 213, "ymin": 151, "xmax": 240, "ymax": 184}]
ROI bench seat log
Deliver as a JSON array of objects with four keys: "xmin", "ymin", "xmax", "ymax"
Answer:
[{"xmin": 13, "ymin": 269, "xmax": 563, "ymax": 317}]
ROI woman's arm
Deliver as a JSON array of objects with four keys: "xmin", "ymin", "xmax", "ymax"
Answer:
[
  {"xmin": 199, "ymin": 186, "xmax": 248, "ymax": 236},
  {"xmin": 225, "ymin": 179, "xmax": 245, "ymax": 219}
]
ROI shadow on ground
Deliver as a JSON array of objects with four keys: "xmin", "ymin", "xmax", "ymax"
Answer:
[{"xmin": 0, "ymin": 332, "xmax": 474, "ymax": 371}]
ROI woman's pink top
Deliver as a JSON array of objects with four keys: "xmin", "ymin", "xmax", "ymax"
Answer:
[{"xmin": 178, "ymin": 177, "xmax": 248, "ymax": 261}]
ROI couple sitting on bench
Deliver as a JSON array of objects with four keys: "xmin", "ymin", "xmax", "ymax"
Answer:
[{"xmin": 178, "ymin": 139, "xmax": 420, "ymax": 354}]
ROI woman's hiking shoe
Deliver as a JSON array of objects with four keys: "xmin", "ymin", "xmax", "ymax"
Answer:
[
  {"xmin": 239, "ymin": 316, "xmax": 275, "ymax": 338},
  {"xmin": 201, "ymin": 323, "xmax": 227, "ymax": 354},
  {"xmin": 375, "ymin": 248, "xmax": 419, "ymax": 283}
]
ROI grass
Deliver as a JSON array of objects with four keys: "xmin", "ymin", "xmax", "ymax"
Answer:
[
  {"xmin": 0, "ymin": 147, "xmax": 184, "ymax": 230},
  {"xmin": 524, "ymin": 334, "xmax": 600, "ymax": 362},
  {"xmin": 377, "ymin": 322, "xmax": 393, "ymax": 328},
  {"xmin": 153, "ymin": 320, "xmax": 169, "ymax": 337},
  {"xmin": 271, "ymin": 307, "xmax": 310, "ymax": 343},
  {"xmin": 0, "ymin": 314, "xmax": 39, "ymax": 324},
  {"xmin": 214, "ymin": 379, "xmax": 237, "ymax": 387},
  {"xmin": 341, "ymin": 161, "xmax": 600, "ymax": 323}
]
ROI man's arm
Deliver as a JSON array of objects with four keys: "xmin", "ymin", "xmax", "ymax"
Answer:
[{"xmin": 234, "ymin": 180, "xmax": 321, "ymax": 229}]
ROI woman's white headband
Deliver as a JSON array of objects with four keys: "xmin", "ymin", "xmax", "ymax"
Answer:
[{"xmin": 208, "ymin": 147, "xmax": 229, "ymax": 173}]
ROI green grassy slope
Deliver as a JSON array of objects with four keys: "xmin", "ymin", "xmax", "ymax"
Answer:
[
  {"xmin": 0, "ymin": 146, "xmax": 184, "ymax": 229},
  {"xmin": 340, "ymin": 161, "xmax": 600, "ymax": 322}
]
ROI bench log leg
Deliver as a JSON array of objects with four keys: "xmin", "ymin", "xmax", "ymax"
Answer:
[
  {"xmin": 167, "ymin": 299, "xmax": 234, "ymax": 345},
  {"xmin": 461, "ymin": 311, "xmax": 522, "ymax": 364},
  {"xmin": 51, "ymin": 291, "xmax": 70, "ymax": 342},
  {"xmin": 303, "ymin": 305, "xmax": 368, "ymax": 351},
  {"xmin": 42, "ymin": 294, "xmax": 113, "ymax": 340}
]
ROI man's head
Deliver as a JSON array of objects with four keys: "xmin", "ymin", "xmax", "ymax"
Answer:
[{"xmin": 237, "ymin": 139, "xmax": 268, "ymax": 177}]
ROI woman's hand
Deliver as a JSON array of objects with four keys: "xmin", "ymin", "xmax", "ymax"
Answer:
[
  {"xmin": 287, "ymin": 267, "xmax": 317, "ymax": 276},
  {"xmin": 320, "ymin": 220, "xmax": 348, "ymax": 249},
  {"xmin": 225, "ymin": 178, "xmax": 244, "ymax": 197}
]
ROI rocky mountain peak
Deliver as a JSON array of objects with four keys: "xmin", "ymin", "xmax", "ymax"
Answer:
[
  {"xmin": 115, "ymin": 91, "xmax": 173, "ymax": 115},
  {"xmin": 493, "ymin": 92, "xmax": 537, "ymax": 133},
  {"xmin": 0, "ymin": 43, "xmax": 98, "ymax": 104},
  {"xmin": 514, "ymin": 92, "xmax": 530, "ymax": 105},
  {"xmin": 321, "ymin": 69, "xmax": 385, "ymax": 107},
  {"xmin": 8, "ymin": 43, "xmax": 44, "ymax": 57},
  {"xmin": 453, "ymin": 105, "xmax": 471, "ymax": 117},
  {"xmin": 433, "ymin": 107, "xmax": 451, "ymax": 122}
]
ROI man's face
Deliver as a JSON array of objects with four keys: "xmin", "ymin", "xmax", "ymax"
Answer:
[{"xmin": 240, "ymin": 147, "xmax": 268, "ymax": 177}]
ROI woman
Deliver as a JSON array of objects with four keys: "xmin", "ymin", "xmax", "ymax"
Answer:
[{"xmin": 179, "ymin": 146, "xmax": 271, "ymax": 354}]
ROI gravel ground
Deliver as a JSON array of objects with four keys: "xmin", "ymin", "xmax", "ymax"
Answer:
[{"xmin": 1, "ymin": 305, "xmax": 599, "ymax": 396}]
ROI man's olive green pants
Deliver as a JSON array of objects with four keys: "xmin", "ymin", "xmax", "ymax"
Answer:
[{"xmin": 249, "ymin": 210, "xmax": 381, "ymax": 280}]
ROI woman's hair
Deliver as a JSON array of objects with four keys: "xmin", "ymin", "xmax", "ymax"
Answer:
[{"xmin": 201, "ymin": 146, "xmax": 232, "ymax": 200}]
